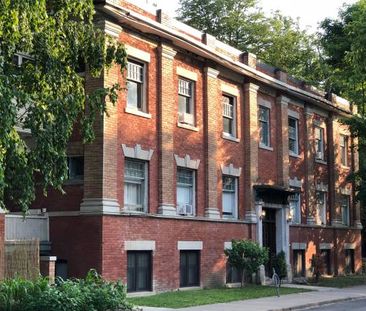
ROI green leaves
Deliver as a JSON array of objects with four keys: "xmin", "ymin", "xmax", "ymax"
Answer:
[{"xmin": 0, "ymin": 0, "xmax": 127, "ymax": 212}]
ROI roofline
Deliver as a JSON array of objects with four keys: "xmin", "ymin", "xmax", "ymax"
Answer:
[{"xmin": 96, "ymin": 1, "xmax": 352, "ymax": 117}]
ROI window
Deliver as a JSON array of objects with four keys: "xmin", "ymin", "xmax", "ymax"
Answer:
[
  {"xmin": 288, "ymin": 117, "xmax": 299, "ymax": 155},
  {"xmin": 67, "ymin": 156, "xmax": 84, "ymax": 181},
  {"xmin": 315, "ymin": 126, "xmax": 325, "ymax": 160},
  {"xmin": 124, "ymin": 159, "xmax": 147, "ymax": 212},
  {"xmin": 320, "ymin": 250, "xmax": 331, "ymax": 275},
  {"xmin": 222, "ymin": 176, "xmax": 238, "ymax": 219},
  {"xmin": 341, "ymin": 195, "xmax": 350, "ymax": 226},
  {"xmin": 177, "ymin": 168, "xmax": 195, "ymax": 215},
  {"xmin": 127, "ymin": 60, "xmax": 145, "ymax": 111},
  {"xmin": 293, "ymin": 250, "xmax": 305, "ymax": 277},
  {"xmin": 226, "ymin": 262, "xmax": 241, "ymax": 284},
  {"xmin": 289, "ymin": 192, "xmax": 301, "ymax": 224},
  {"xmin": 316, "ymin": 191, "xmax": 327, "ymax": 225},
  {"xmin": 127, "ymin": 251, "xmax": 152, "ymax": 292},
  {"xmin": 180, "ymin": 250, "xmax": 200, "ymax": 287},
  {"xmin": 259, "ymin": 106, "xmax": 270, "ymax": 147},
  {"xmin": 345, "ymin": 249, "xmax": 355, "ymax": 274},
  {"xmin": 340, "ymin": 135, "xmax": 348, "ymax": 166},
  {"xmin": 222, "ymin": 95, "xmax": 236, "ymax": 137},
  {"xmin": 178, "ymin": 78, "xmax": 195, "ymax": 125}
]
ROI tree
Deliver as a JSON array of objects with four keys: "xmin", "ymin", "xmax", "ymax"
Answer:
[
  {"xmin": 177, "ymin": 0, "xmax": 322, "ymax": 84},
  {"xmin": 224, "ymin": 240, "xmax": 268, "ymax": 287},
  {"xmin": 0, "ymin": 0, "xmax": 127, "ymax": 212}
]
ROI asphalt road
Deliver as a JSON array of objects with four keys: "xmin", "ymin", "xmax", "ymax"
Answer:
[{"xmin": 306, "ymin": 298, "xmax": 366, "ymax": 310}]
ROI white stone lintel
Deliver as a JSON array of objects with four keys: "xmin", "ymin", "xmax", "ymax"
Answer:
[
  {"xmin": 319, "ymin": 243, "xmax": 333, "ymax": 250},
  {"xmin": 174, "ymin": 154, "xmax": 200, "ymax": 170},
  {"xmin": 288, "ymin": 109, "xmax": 300, "ymax": 119},
  {"xmin": 178, "ymin": 241, "xmax": 203, "ymax": 250},
  {"xmin": 40, "ymin": 256, "xmax": 57, "ymax": 262},
  {"xmin": 221, "ymin": 163, "xmax": 242, "ymax": 177},
  {"xmin": 292, "ymin": 242, "xmax": 307, "ymax": 250},
  {"xmin": 344, "ymin": 243, "xmax": 356, "ymax": 250},
  {"xmin": 221, "ymin": 83, "xmax": 240, "ymax": 97},
  {"xmin": 316, "ymin": 182, "xmax": 329, "ymax": 192},
  {"xmin": 122, "ymin": 144, "xmax": 154, "ymax": 161},
  {"xmin": 126, "ymin": 45, "xmax": 151, "ymax": 63},
  {"xmin": 177, "ymin": 67, "xmax": 198, "ymax": 81},
  {"xmin": 125, "ymin": 240, "xmax": 156, "ymax": 251},
  {"xmin": 289, "ymin": 177, "xmax": 302, "ymax": 188}
]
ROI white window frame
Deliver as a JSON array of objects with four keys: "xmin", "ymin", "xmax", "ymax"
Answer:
[
  {"xmin": 315, "ymin": 126, "xmax": 325, "ymax": 161},
  {"xmin": 341, "ymin": 195, "xmax": 350, "ymax": 226},
  {"xmin": 124, "ymin": 158, "xmax": 148, "ymax": 213},
  {"xmin": 259, "ymin": 106, "xmax": 270, "ymax": 147},
  {"xmin": 288, "ymin": 117, "xmax": 299, "ymax": 155},
  {"xmin": 222, "ymin": 94, "xmax": 237, "ymax": 138},
  {"xmin": 178, "ymin": 77, "xmax": 195, "ymax": 125},
  {"xmin": 222, "ymin": 175, "xmax": 238, "ymax": 219},
  {"xmin": 315, "ymin": 191, "xmax": 327, "ymax": 225},
  {"xmin": 126, "ymin": 59, "xmax": 147, "ymax": 112},
  {"xmin": 176, "ymin": 168, "xmax": 196, "ymax": 216},
  {"xmin": 340, "ymin": 135, "xmax": 348, "ymax": 167},
  {"xmin": 289, "ymin": 191, "xmax": 301, "ymax": 224}
]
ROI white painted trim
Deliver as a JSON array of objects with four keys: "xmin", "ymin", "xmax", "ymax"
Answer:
[
  {"xmin": 125, "ymin": 107, "xmax": 152, "ymax": 119},
  {"xmin": 288, "ymin": 110, "xmax": 299, "ymax": 119},
  {"xmin": 259, "ymin": 98, "xmax": 272, "ymax": 109},
  {"xmin": 122, "ymin": 144, "xmax": 154, "ymax": 161},
  {"xmin": 289, "ymin": 177, "xmax": 302, "ymax": 188},
  {"xmin": 316, "ymin": 182, "xmax": 328, "ymax": 192},
  {"xmin": 340, "ymin": 187, "xmax": 352, "ymax": 196},
  {"xmin": 221, "ymin": 84, "xmax": 240, "ymax": 97},
  {"xmin": 222, "ymin": 133, "xmax": 240, "ymax": 143},
  {"xmin": 344, "ymin": 243, "xmax": 356, "ymax": 250},
  {"xmin": 126, "ymin": 45, "xmax": 151, "ymax": 63},
  {"xmin": 292, "ymin": 242, "xmax": 307, "ymax": 250},
  {"xmin": 174, "ymin": 154, "xmax": 200, "ymax": 169},
  {"xmin": 205, "ymin": 67, "xmax": 219, "ymax": 78},
  {"xmin": 177, "ymin": 241, "xmax": 203, "ymax": 250},
  {"xmin": 177, "ymin": 123, "xmax": 199, "ymax": 132},
  {"xmin": 177, "ymin": 67, "xmax": 198, "ymax": 81},
  {"xmin": 125, "ymin": 240, "xmax": 156, "ymax": 251}
]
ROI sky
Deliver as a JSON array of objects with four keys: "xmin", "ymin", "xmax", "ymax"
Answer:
[{"xmin": 157, "ymin": 0, "xmax": 358, "ymax": 32}]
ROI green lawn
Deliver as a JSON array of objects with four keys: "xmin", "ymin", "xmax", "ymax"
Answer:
[
  {"xmin": 309, "ymin": 275, "xmax": 366, "ymax": 288},
  {"xmin": 128, "ymin": 285, "xmax": 311, "ymax": 309}
]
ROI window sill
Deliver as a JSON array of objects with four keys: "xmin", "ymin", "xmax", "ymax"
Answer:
[
  {"xmin": 177, "ymin": 122, "xmax": 199, "ymax": 132},
  {"xmin": 289, "ymin": 152, "xmax": 301, "ymax": 159},
  {"xmin": 125, "ymin": 107, "xmax": 151, "ymax": 119},
  {"xmin": 259, "ymin": 144, "xmax": 273, "ymax": 151},
  {"xmin": 222, "ymin": 133, "xmax": 240, "ymax": 143},
  {"xmin": 122, "ymin": 208, "xmax": 147, "ymax": 214},
  {"xmin": 315, "ymin": 159, "xmax": 327, "ymax": 165},
  {"xmin": 223, "ymin": 215, "xmax": 238, "ymax": 220}
]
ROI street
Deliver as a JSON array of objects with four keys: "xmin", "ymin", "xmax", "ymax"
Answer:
[{"xmin": 307, "ymin": 298, "xmax": 366, "ymax": 311}]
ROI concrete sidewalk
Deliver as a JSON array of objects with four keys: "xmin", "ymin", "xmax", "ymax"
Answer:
[{"xmin": 140, "ymin": 285, "xmax": 366, "ymax": 311}]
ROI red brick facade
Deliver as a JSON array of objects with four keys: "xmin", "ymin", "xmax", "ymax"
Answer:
[{"xmin": 32, "ymin": 0, "xmax": 362, "ymax": 292}]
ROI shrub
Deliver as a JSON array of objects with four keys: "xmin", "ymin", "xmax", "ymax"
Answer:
[
  {"xmin": 225, "ymin": 240, "xmax": 269, "ymax": 287},
  {"xmin": 272, "ymin": 251, "xmax": 287, "ymax": 284},
  {"xmin": 311, "ymin": 254, "xmax": 322, "ymax": 282},
  {"xmin": 0, "ymin": 270, "xmax": 135, "ymax": 311}
]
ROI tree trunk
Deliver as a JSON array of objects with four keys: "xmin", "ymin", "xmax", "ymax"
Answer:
[{"xmin": 241, "ymin": 269, "xmax": 245, "ymax": 287}]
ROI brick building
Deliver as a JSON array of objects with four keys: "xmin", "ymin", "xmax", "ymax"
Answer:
[{"xmin": 25, "ymin": 0, "xmax": 362, "ymax": 292}]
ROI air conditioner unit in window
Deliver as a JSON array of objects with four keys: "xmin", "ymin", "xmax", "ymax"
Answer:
[
  {"xmin": 177, "ymin": 204, "xmax": 193, "ymax": 216},
  {"xmin": 178, "ymin": 112, "xmax": 194, "ymax": 125},
  {"xmin": 316, "ymin": 152, "xmax": 323, "ymax": 159}
]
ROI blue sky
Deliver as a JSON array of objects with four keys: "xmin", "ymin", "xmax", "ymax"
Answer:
[{"xmin": 158, "ymin": 0, "xmax": 357, "ymax": 32}]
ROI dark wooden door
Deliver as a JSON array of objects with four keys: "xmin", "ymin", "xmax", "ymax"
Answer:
[{"xmin": 262, "ymin": 208, "xmax": 276, "ymax": 276}]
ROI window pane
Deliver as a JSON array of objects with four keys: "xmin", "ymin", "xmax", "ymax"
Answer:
[
  {"xmin": 223, "ymin": 117, "xmax": 232, "ymax": 135},
  {"xmin": 177, "ymin": 185, "xmax": 192, "ymax": 206},
  {"xmin": 68, "ymin": 156, "xmax": 84, "ymax": 180},
  {"xmin": 177, "ymin": 169, "xmax": 193, "ymax": 185},
  {"xmin": 289, "ymin": 192, "xmax": 301, "ymax": 224},
  {"xmin": 178, "ymin": 95, "xmax": 191, "ymax": 114},
  {"xmin": 127, "ymin": 251, "xmax": 152, "ymax": 292},
  {"xmin": 127, "ymin": 81, "xmax": 142, "ymax": 109}
]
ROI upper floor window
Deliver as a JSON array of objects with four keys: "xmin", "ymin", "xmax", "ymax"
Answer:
[
  {"xmin": 288, "ymin": 117, "xmax": 299, "ymax": 155},
  {"xmin": 67, "ymin": 156, "xmax": 84, "ymax": 181},
  {"xmin": 177, "ymin": 168, "xmax": 195, "ymax": 216},
  {"xmin": 222, "ymin": 175, "xmax": 238, "ymax": 219},
  {"xmin": 289, "ymin": 191, "xmax": 301, "ymax": 224},
  {"xmin": 315, "ymin": 126, "xmax": 325, "ymax": 161},
  {"xmin": 341, "ymin": 195, "xmax": 350, "ymax": 226},
  {"xmin": 124, "ymin": 159, "xmax": 148, "ymax": 212},
  {"xmin": 178, "ymin": 78, "xmax": 195, "ymax": 125},
  {"xmin": 315, "ymin": 191, "xmax": 327, "ymax": 225},
  {"xmin": 127, "ymin": 60, "xmax": 146, "ymax": 112},
  {"xmin": 222, "ymin": 95, "xmax": 236, "ymax": 138},
  {"xmin": 259, "ymin": 106, "xmax": 270, "ymax": 147},
  {"xmin": 340, "ymin": 135, "xmax": 348, "ymax": 167}
]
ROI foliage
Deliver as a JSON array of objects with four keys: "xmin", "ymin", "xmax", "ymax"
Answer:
[
  {"xmin": 224, "ymin": 239, "xmax": 268, "ymax": 287},
  {"xmin": 0, "ymin": 270, "xmax": 134, "ymax": 311},
  {"xmin": 0, "ymin": 0, "xmax": 127, "ymax": 212},
  {"xmin": 272, "ymin": 251, "xmax": 287, "ymax": 282},
  {"xmin": 128, "ymin": 286, "xmax": 310, "ymax": 309},
  {"xmin": 310, "ymin": 254, "xmax": 322, "ymax": 283},
  {"xmin": 177, "ymin": 0, "xmax": 322, "ymax": 84},
  {"xmin": 308, "ymin": 275, "xmax": 366, "ymax": 288}
]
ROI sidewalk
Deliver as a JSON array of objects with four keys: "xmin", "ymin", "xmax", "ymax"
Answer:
[{"xmin": 140, "ymin": 285, "xmax": 366, "ymax": 311}]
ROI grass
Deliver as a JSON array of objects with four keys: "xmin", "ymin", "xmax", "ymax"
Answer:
[
  {"xmin": 128, "ymin": 285, "xmax": 311, "ymax": 309},
  {"xmin": 309, "ymin": 274, "xmax": 366, "ymax": 288}
]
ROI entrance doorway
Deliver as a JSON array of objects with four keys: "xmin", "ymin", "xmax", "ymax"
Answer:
[{"xmin": 262, "ymin": 208, "xmax": 276, "ymax": 276}]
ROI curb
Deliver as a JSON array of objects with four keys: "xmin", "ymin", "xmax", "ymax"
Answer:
[{"xmin": 270, "ymin": 296, "xmax": 366, "ymax": 311}]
